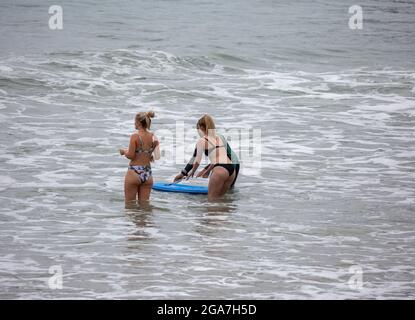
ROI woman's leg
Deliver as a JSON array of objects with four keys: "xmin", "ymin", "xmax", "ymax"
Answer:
[
  {"xmin": 208, "ymin": 166, "xmax": 229, "ymax": 200},
  {"xmin": 221, "ymin": 170, "xmax": 236, "ymax": 194},
  {"xmin": 138, "ymin": 176, "xmax": 153, "ymax": 205},
  {"xmin": 230, "ymin": 164, "xmax": 239, "ymax": 188},
  {"xmin": 124, "ymin": 169, "xmax": 140, "ymax": 205}
]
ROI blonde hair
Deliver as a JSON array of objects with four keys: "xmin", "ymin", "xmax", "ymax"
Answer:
[
  {"xmin": 197, "ymin": 114, "xmax": 216, "ymax": 136},
  {"xmin": 135, "ymin": 111, "xmax": 155, "ymax": 129}
]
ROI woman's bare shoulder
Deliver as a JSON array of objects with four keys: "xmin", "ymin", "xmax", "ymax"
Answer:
[
  {"xmin": 196, "ymin": 137, "xmax": 209, "ymax": 150},
  {"xmin": 130, "ymin": 132, "xmax": 139, "ymax": 139}
]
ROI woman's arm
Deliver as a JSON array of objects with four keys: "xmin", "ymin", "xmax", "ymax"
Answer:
[
  {"xmin": 174, "ymin": 140, "xmax": 210, "ymax": 182},
  {"xmin": 186, "ymin": 138, "xmax": 205, "ymax": 178},
  {"xmin": 181, "ymin": 148, "xmax": 197, "ymax": 176},
  {"xmin": 119, "ymin": 134, "xmax": 137, "ymax": 160},
  {"xmin": 196, "ymin": 163, "xmax": 214, "ymax": 178},
  {"xmin": 153, "ymin": 135, "xmax": 160, "ymax": 160}
]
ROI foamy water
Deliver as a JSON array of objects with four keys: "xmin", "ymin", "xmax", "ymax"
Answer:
[{"xmin": 0, "ymin": 0, "xmax": 415, "ymax": 299}]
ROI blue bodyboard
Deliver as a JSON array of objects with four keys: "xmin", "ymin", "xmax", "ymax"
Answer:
[{"xmin": 152, "ymin": 182, "xmax": 208, "ymax": 194}]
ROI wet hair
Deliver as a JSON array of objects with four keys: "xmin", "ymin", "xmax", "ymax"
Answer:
[
  {"xmin": 197, "ymin": 114, "xmax": 216, "ymax": 135},
  {"xmin": 135, "ymin": 111, "xmax": 155, "ymax": 129}
]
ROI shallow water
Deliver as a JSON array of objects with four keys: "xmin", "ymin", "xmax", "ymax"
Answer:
[{"xmin": 0, "ymin": 0, "xmax": 415, "ymax": 299}]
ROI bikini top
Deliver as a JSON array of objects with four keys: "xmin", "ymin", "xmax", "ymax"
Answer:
[
  {"xmin": 136, "ymin": 133, "xmax": 157, "ymax": 155},
  {"xmin": 204, "ymin": 136, "xmax": 225, "ymax": 157}
]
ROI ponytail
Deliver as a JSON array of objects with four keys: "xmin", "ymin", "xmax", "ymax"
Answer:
[{"xmin": 135, "ymin": 110, "xmax": 155, "ymax": 129}]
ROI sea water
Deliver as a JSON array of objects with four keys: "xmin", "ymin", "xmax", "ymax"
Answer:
[{"xmin": 0, "ymin": 0, "xmax": 414, "ymax": 299}]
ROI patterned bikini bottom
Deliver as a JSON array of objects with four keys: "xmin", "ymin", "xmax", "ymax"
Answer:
[{"xmin": 129, "ymin": 165, "xmax": 152, "ymax": 183}]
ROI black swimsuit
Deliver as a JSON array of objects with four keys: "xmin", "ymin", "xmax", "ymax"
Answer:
[
  {"xmin": 204, "ymin": 137, "xmax": 236, "ymax": 177},
  {"xmin": 213, "ymin": 163, "xmax": 237, "ymax": 177},
  {"xmin": 182, "ymin": 134, "xmax": 240, "ymax": 187}
]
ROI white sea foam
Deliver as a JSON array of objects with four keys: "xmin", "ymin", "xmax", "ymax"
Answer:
[
  {"xmin": 0, "ymin": 176, "xmax": 16, "ymax": 191},
  {"xmin": 0, "ymin": 65, "xmax": 13, "ymax": 72}
]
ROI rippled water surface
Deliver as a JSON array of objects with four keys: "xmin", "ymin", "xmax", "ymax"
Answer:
[{"xmin": 0, "ymin": 0, "xmax": 415, "ymax": 299}]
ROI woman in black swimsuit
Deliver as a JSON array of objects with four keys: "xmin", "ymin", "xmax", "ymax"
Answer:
[{"xmin": 174, "ymin": 114, "xmax": 240, "ymax": 200}]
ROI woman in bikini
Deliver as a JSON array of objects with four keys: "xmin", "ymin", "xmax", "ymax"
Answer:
[
  {"xmin": 120, "ymin": 111, "xmax": 160, "ymax": 205},
  {"xmin": 174, "ymin": 114, "xmax": 239, "ymax": 200}
]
